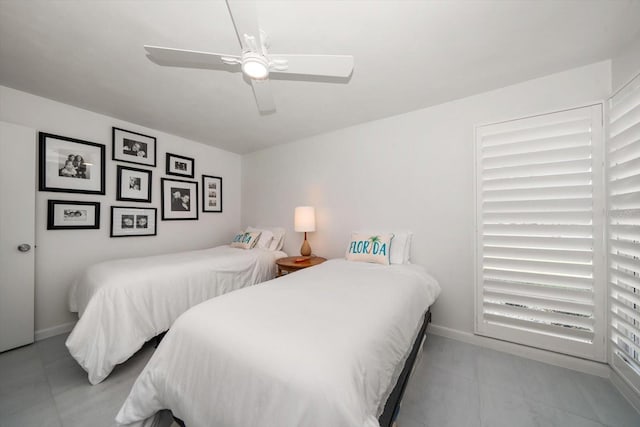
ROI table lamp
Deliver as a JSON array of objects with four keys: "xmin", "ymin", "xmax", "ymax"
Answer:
[{"xmin": 294, "ymin": 206, "xmax": 315, "ymax": 257}]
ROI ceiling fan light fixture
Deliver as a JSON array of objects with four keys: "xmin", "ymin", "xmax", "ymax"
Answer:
[{"xmin": 242, "ymin": 52, "xmax": 269, "ymax": 80}]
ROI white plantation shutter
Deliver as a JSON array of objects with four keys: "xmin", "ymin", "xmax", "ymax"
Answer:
[
  {"xmin": 609, "ymin": 73, "xmax": 640, "ymax": 390},
  {"xmin": 475, "ymin": 105, "xmax": 606, "ymax": 361}
]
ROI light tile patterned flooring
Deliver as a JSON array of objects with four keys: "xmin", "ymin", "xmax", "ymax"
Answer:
[
  {"xmin": 0, "ymin": 332, "xmax": 638, "ymax": 427},
  {"xmin": 398, "ymin": 334, "xmax": 640, "ymax": 427}
]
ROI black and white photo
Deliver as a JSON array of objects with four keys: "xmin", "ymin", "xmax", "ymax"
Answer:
[
  {"xmin": 136, "ymin": 215, "xmax": 149, "ymax": 228},
  {"xmin": 39, "ymin": 133, "xmax": 105, "ymax": 194},
  {"xmin": 58, "ymin": 154, "xmax": 89, "ymax": 179},
  {"xmin": 47, "ymin": 200, "xmax": 100, "ymax": 230},
  {"xmin": 202, "ymin": 175, "xmax": 222, "ymax": 213},
  {"xmin": 170, "ymin": 187, "xmax": 191, "ymax": 211},
  {"xmin": 161, "ymin": 178, "xmax": 198, "ymax": 220},
  {"xmin": 121, "ymin": 215, "xmax": 135, "ymax": 229},
  {"xmin": 63, "ymin": 209, "xmax": 87, "ymax": 221},
  {"xmin": 129, "ymin": 177, "xmax": 141, "ymax": 190},
  {"xmin": 112, "ymin": 127, "xmax": 157, "ymax": 167},
  {"xmin": 166, "ymin": 153, "xmax": 195, "ymax": 178},
  {"xmin": 123, "ymin": 138, "xmax": 148, "ymax": 158},
  {"xmin": 116, "ymin": 165, "xmax": 152, "ymax": 203},
  {"xmin": 111, "ymin": 206, "xmax": 157, "ymax": 237}
]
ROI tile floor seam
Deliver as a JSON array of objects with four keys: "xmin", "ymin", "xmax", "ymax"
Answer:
[{"xmin": 44, "ymin": 360, "xmax": 66, "ymax": 427}]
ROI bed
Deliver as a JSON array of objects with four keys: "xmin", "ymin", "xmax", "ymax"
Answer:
[
  {"xmin": 66, "ymin": 244, "xmax": 287, "ymax": 385},
  {"xmin": 115, "ymin": 258, "xmax": 441, "ymax": 427}
]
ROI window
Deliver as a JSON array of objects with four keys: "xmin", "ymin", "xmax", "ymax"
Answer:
[
  {"xmin": 475, "ymin": 104, "xmax": 606, "ymax": 361},
  {"xmin": 609, "ymin": 73, "xmax": 640, "ymax": 389}
]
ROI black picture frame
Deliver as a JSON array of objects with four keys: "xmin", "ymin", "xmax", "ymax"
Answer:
[
  {"xmin": 47, "ymin": 200, "xmax": 100, "ymax": 230},
  {"xmin": 166, "ymin": 153, "xmax": 195, "ymax": 178},
  {"xmin": 110, "ymin": 206, "xmax": 157, "ymax": 237},
  {"xmin": 112, "ymin": 127, "xmax": 157, "ymax": 167},
  {"xmin": 202, "ymin": 175, "xmax": 222, "ymax": 213},
  {"xmin": 116, "ymin": 165, "xmax": 152, "ymax": 203},
  {"xmin": 39, "ymin": 132, "xmax": 105, "ymax": 195},
  {"xmin": 161, "ymin": 178, "xmax": 199, "ymax": 220}
]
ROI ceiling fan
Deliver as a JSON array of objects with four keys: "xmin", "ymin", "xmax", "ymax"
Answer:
[{"xmin": 144, "ymin": 0, "xmax": 354, "ymax": 113}]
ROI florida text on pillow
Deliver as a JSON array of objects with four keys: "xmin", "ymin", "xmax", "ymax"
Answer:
[{"xmin": 346, "ymin": 233, "xmax": 394, "ymax": 265}]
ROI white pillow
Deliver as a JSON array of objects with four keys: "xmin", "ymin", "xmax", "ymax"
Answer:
[
  {"xmin": 390, "ymin": 232, "xmax": 413, "ymax": 264},
  {"xmin": 248, "ymin": 226, "xmax": 286, "ymax": 251},
  {"xmin": 230, "ymin": 231, "xmax": 261, "ymax": 249},
  {"xmin": 247, "ymin": 228, "xmax": 274, "ymax": 250},
  {"xmin": 402, "ymin": 233, "xmax": 412, "ymax": 263},
  {"xmin": 356, "ymin": 230, "xmax": 412, "ymax": 264},
  {"xmin": 345, "ymin": 233, "xmax": 394, "ymax": 265}
]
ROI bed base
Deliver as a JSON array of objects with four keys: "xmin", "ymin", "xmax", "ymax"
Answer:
[
  {"xmin": 378, "ymin": 308, "xmax": 431, "ymax": 427},
  {"xmin": 154, "ymin": 331, "xmax": 167, "ymax": 348},
  {"xmin": 172, "ymin": 309, "xmax": 432, "ymax": 427}
]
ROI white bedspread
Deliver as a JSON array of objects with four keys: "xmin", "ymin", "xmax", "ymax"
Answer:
[
  {"xmin": 116, "ymin": 259, "xmax": 441, "ymax": 427},
  {"xmin": 67, "ymin": 245, "xmax": 286, "ymax": 385}
]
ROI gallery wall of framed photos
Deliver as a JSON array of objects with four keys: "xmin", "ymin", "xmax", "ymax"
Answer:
[
  {"xmin": 5, "ymin": 84, "xmax": 242, "ymax": 335},
  {"xmin": 38, "ymin": 126, "xmax": 227, "ymax": 239}
]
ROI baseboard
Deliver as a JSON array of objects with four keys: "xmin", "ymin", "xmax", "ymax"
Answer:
[
  {"xmin": 610, "ymin": 367, "xmax": 640, "ymax": 415},
  {"xmin": 428, "ymin": 323, "xmax": 610, "ymax": 378},
  {"xmin": 34, "ymin": 321, "xmax": 76, "ymax": 341}
]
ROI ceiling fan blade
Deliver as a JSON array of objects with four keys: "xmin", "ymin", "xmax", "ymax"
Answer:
[
  {"xmin": 269, "ymin": 54, "xmax": 354, "ymax": 78},
  {"xmin": 225, "ymin": 0, "xmax": 262, "ymax": 52},
  {"xmin": 250, "ymin": 79, "xmax": 276, "ymax": 113},
  {"xmin": 144, "ymin": 45, "xmax": 241, "ymax": 70}
]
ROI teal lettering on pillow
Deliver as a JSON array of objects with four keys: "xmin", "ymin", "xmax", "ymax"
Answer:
[
  {"xmin": 231, "ymin": 231, "xmax": 261, "ymax": 249},
  {"xmin": 348, "ymin": 238, "xmax": 388, "ymax": 256},
  {"xmin": 345, "ymin": 233, "xmax": 393, "ymax": 265}
]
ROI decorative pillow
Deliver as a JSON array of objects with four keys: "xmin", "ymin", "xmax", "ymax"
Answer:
[
  {"xmin": 248, "ymin": 226, "xmax": 286, "ymax": 251},
  {"xmin": 248, "ymin": 228, "xmax": 274, "ymax": 250},
  {"xmin": 345, "ymin": 233, "xmax": 394, "ymax": 265},
  {"xmin": 230, "ymin": 231, "xmax": 261, "ymax": 249},
  {"xmin": 355, "ymin": 231, "xmax": 412, "ymax": 264},
  {"xmin": 231, "ymin": 231, "xmax": 245, "ymax": 245}
]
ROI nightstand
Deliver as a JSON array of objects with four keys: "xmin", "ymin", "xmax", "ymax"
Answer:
[{"xmin": 276, "ymin": 256, "xmax": 327, "ymax": 277}]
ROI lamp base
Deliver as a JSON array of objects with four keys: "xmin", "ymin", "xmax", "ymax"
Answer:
[{"xmin": 300, "ymin": 239, "xmax": 312, "ymax": 257}]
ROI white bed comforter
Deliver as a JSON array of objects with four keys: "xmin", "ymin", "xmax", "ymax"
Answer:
[
  {"xmin": 116, "ymin": 259, "xmax": 441, "ymax": 427},
  {"xmin": 67, "ymin": 245, "xmax": 286, "ymax": 385}
]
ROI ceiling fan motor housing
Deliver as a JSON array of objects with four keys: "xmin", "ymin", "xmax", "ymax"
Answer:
[{"xmin": 241, "ymin": 52, "xmax": 270, "ymax": 80}]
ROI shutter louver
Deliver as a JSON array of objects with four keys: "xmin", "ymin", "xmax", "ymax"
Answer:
[
  {"xmin": 609, "ymin": 73, "xmax": 640, "ymax": 388},
  {"xmin": 476, "ymin": 105, "xmax": 606, "ymax": 361}
]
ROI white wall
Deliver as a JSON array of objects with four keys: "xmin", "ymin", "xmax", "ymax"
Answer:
[
  {"xmin": 242, "ymin": 61, "xmax": 611, "ymax": 334},
  {"xmin": 0, "ymin": 86, "xmax": 242, "ymax": 335},
  {"xmin": 612, "ymin": 36, "xmax": 640, "ymax": 92}
]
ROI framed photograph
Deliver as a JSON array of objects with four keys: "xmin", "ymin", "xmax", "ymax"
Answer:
[
  {"xmin": 202, "ymin": 175, "xmax": 222, "ymax": 213},
  {"xmin": 47, "ymin": 200, "xmax": 100, "ymax": 230},
  {"xmin": 166, "ymin": 153, "xmax": 195, "ymax": 178},
  {"xmin": 116, "ymin": 165, "xmax": 152, "ymax": 203},
  {"xmin": 161, "ymin": 178, "xmax": 198, "ymax": 220},
  {"xmin": 39, "ymin": 132, "xmax": 105, "ymax": 194},
  {"xmin": 111, "ymin": 206, "xmax": 157, "ymax": 237},
  {"xmin": 112, "ymin": 127, "xmax": 157, "ymax": 167}
]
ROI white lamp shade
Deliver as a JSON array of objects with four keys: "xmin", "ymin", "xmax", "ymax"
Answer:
[{"xmin": 294, "ymin": 206, "xmax": 316, "ymax": 232}]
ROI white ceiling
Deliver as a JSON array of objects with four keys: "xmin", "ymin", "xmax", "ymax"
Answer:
[{"xmin": 1, "ymin": 1, "xmax": 639, "ymax": 154}]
